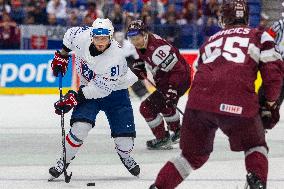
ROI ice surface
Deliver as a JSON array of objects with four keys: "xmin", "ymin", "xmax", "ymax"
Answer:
[{"xmin": 0, "ymin": 95, "xmax": 283, "ymax": 189}]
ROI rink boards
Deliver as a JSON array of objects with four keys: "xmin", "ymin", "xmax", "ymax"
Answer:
[
  {"xmin": 0, "ymin": 50, "xmax": 76, "ymax": 94},
  {"xmin": 0, "ymin": 50, "xmax": 262, "ymax": 94}
]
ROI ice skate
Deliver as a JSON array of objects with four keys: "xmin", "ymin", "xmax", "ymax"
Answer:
[
  {"xmin": 118, "ymin": 155, "xmax": 140, "ymax": 177},
  {"xmin": 146, "ymin": 132, "xmax": 173, "ymax": 150},
  {"xmin": 244, "ymin": 172, "xmax": 266, "ymax": 189},
  {"xmin": 48, "ymin": 159, "xmax": 70, "ymax": 181},
  {"xmin": 149, "ymin": 184, "xmax": 158, "ymax": 189},
  {"xmin": 170, "ymin": 129, "xmax": 180, "ymax": 144}
]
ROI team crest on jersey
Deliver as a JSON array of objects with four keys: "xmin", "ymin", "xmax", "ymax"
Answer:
[
  {"xmin": 220, "ymin": 103, "xmax": 243, "ymax": 114},
  {"xmin": 81, "ymin": 62, "xmax": 95, "ymax": 81}
]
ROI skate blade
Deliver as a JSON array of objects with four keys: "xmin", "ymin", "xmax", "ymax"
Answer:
[
  {"xmin": 48, "ymin": 176, "xmax": 56, "ymax": 182},
  {"xmin": 147, "ymin": 145, "xmax": 173, "ymax": 150},
  {"xmin": 171, "ymin": 139, "xmax": 180, "ymax": 145}
]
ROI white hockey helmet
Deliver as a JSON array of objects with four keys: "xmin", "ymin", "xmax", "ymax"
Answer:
[{"xmin": 91, "ymin": 18, "xmax": 114, "ymax": 40}]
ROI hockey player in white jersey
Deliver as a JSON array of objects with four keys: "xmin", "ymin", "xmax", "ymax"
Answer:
[{"xmin": 49, "ymin": 18, "xmax": 140, "ymax": 180}]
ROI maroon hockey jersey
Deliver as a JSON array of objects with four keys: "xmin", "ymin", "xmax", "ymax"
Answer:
[
  {"xmin": 135, "ymin": 33, "xmax": 190, "ymax": 92},
  {"xmin": 187, "ymin": 26, "xmax": 284, "ymax": 117}
]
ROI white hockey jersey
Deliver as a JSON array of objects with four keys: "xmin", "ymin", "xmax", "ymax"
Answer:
[
  {"xmin": 272, "ymin": 20, "xmax": 284, "ymax": 59},
  {"xmin": 277, "ymin": 33, "xmax": 284, "ymax": 58},
  {"xmin": 63, "ymin": 26, "xmax": 138, "ymax": 99},
  {"xmin": 120, "ymin": 39, "xmax": 139, "ymax": 59}
]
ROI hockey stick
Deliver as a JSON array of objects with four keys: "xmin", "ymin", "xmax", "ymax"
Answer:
[
  {"xmin": 140, "ymin": 73, "xmax": 184, "ymax": 116},
  {"xmin": 58, "ymin": 72, "xmax": 72, "ymax": 183}
]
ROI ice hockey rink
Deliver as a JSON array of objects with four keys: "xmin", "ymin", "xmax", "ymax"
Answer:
[{"xmin": 0, "ymin": 94, "xmax": 283, "ymax": 189}]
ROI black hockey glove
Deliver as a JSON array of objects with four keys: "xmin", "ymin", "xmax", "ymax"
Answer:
[
  {"xmin": 260, "ymin": 101, "xmax": 280, "ymax": 129},
  {"xmin": 132, "ymin": 61, "xmax": 147, "ymax": 80}
]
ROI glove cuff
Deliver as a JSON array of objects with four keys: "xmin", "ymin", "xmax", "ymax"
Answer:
[
  {"xmin": 168, "ymin": 84, "xmax": 178, "ymax": 91},
  {"xmin": 68, "ymin": 90, "xmax": 77, "ymax": 96},
  {"xmin": 56, "ymin": 50, "xmax": 69, "ymax": 59},
  {"xmin": 265, "ymin": 101, "xmax": 279, "ymax": 110}
]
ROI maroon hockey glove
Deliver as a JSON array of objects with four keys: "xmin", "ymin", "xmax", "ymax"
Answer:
[
  {"xmin": 132, "ymin": 61, "xmax": 147, "ymax": 80},
  {"xmin": 261, "ymin": 101, "xmax": 280, "ymax": 129},
  {"xmin": 165, "ymin": 86, "xmax": 178, "ymax": 107},
  {"xmin": 54, "ymin": 90, "xmax": 78, "ymax": 115},
  {"xmin": 51, "ymin": 50, "xmax": 69, "ymax": 77}
]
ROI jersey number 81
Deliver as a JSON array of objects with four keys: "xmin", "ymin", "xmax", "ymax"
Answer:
[{"xmin": 111, "ymin": 65, "xmax": 120, "ymax": 76}]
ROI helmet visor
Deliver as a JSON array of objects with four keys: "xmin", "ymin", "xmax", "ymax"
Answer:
[
  {"xmin": 127, "ymin": 29, "xmax": 141, "ymax": 37},
  {"xmin": 92, "ymin": 28, "xmax": 110, "ymax": 37}
]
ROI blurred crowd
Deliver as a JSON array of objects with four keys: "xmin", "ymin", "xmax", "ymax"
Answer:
[
  {"xmin": 0, "ymin": 0, "xmax": 262, "ymax": 49},
  {"xmin": 0, "ymin": 0, "xmax": 222, "ymax": 26}
]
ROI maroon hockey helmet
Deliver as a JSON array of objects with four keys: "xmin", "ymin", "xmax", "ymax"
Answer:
[
  {"xmin": 126, "ymin": 20, "xmax": 147, "ymax": 37},
  {"xmin": 220, "ymin": 0, "xmax": 249, "ymax": 28}
]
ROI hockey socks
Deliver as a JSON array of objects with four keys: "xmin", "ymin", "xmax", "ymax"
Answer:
[
  {"xmin": 64, "ymin": 122, "xmax": 92, "ymax": 162},
  {"xmin": 154, "ymin": 161, "xmax": 184, "ymax": 189},
  {"xmin": 114, "ymin": 137, "xmax": 140, "ymax": 176},
  {"xmin": 163, "ymin": 110, "xmax": 180, "ymax": 132},
  {"xmin": 245, "ymin": 147, "xmax": 268, "ymax": 185},
  {"xmin": 49, "ymin": 122, "xmax": 92, "ymax": 179},
  {"xmin": 154, "ymin": 155, "xmax": 194, "ymax": 189}
]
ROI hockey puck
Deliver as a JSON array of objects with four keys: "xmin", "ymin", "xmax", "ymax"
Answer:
[{"xmin": 87, "ymin": 182, "xmax": 96, "ymax": 186}]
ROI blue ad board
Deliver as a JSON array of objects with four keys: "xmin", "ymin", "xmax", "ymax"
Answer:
[{"xmin": 0, "ymin": 50, "xmax": 73, "ymax": 94}]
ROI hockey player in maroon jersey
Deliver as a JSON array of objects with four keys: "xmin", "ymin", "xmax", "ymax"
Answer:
[
  {"xmin": 126, "ymin": 20, "xmax": 191, "ymax": 150},
  {"xmin": 258, "ymin": 19, "xmax": 284, "ymax": 129},
  {"xmin": 150, "ymin": 0, "xmax": 283, "ymax": 188}
]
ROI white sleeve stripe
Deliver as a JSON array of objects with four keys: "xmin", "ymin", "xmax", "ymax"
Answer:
[
  {"xmin": 261, "ymin": 31, "xmax": 275, "ymax": 44},
  {"xmin": 248, "ymin": 43, "xmax": 260, "ymax": 63},
  {"xmin": 260, "ymin": 48, "xmax": 282, "ymax": 63},
  {"xmin": 170, "ymin": 154, "xmax": 193, "ymax": 179}
]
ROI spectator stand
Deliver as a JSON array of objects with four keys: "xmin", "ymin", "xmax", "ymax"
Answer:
[{"xmin": 0, "ymin": 0, "xmax": 263, "ymax": 50}]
